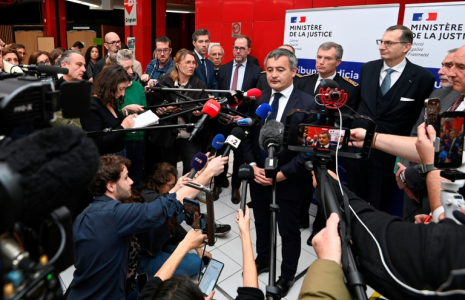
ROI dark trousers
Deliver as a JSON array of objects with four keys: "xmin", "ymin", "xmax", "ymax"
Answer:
[
  {"xmin": 125, "ymin": 140, "xmax": 145, "ymax": 190},
  {"xmin": 162, "ymin": 138, "xmax": 201, "ymax": 175},
  {"xmin": 250, "ymin": 180, "xmax": 302, "ymax": 280}
]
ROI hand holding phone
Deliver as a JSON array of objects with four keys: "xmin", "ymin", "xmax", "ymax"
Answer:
[{"xmin": 198, "ymin": 259, "xmax": 224, "ymax": 296}]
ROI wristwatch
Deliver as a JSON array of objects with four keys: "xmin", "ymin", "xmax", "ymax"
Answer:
[{"xmin": 418, "ymin": 164, "xmax": 437, "ymax": 177}]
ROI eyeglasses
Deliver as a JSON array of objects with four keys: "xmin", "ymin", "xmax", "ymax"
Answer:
[
  {"xmin": 210, "ymin": 53, "xmax": 224, "ymax": 57},
  {"xmin": 38, "ymin": 60, "xmax": 51, "ymax": 65},
  {"xmin": 106, "ymin": 40, "xmax": 121, "ymax": 46},
  {"xmin": 233, "ymin": 46, "xmax": 247, "ymax": 52},
  {"xmin": 376, "ymin": 40, "xmax": 409, "ymax": 47},
  {"xmin": 156, "ymin": 49, "xmax": 170, "ymax": 54}
]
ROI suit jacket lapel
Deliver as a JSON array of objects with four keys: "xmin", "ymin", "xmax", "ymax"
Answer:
[
  {"xmin": 280, "ymin": 88, "xmax": 300, "ymax": 123},
  {"xmin": 225, "ymin": 62, "xmax": 233, "ymax": 89},
  {"xmin": 364, "ymin": 61, "xmax": 383, "ymax": 117},
  {"xmin": 194, "ymin": 54, "xmax": 206, "ymax": 83},
  {"xmin": 259, "ymin": 89, "xmax": 272, "ymax": 126},
  {"xmin": 242, "ymin": 63, "xmax": 252, "ymax": 91}
]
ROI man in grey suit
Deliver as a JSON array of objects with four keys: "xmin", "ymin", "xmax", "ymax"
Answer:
[{"xmin": 396, "ymin": 48, "xmax": 462, "ymax": 221}]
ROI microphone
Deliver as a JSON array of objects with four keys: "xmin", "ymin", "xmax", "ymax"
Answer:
[
  {"xmin": 237, "ymin": 164, "xmax": 254, "ymax": 209},
  {"xmin": 236, "ymin": 118, "xmax": 253, "ymax": 127},
  {"xmin": 210, "ymin": 134, "xmax": 225, "ymax": 157},
  {"xmin": 189, "ymin": 100, "xmax": 221, "ymax": 141},
  {"xmin": 187, "ymin": 152, "xmax": 208, "ymax": 179},
  {"xmin": 245, "ymin": 103, "xmax": 273, "ymax": 137},
  {"xmin": 222, "ymin": 127, "xmax": 245, "ymax": 157},
  {"xmin": 235, "ymin": 88, "xmax": 262, "ymax": 101},
  {"xmin": 0, "ymin": 126, "xmax": 100, "ymax": 231},
  {"xmin": 259, "ymin": 120, "xmax": 284, "ymax": 154},
  {"xmin": 316, "ymin": 79, "xmax": 348, "ymax": 109},
  {"xmin": 218, "ymin": 112, "xmax": 234, "ymax": 122},
  {"xmin": 19, "ymin": 64, "xmax": 70, "ymax": 75}
]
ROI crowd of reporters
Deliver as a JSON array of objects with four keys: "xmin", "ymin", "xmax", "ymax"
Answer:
[{"xmin": 2, "ymin": 22, "xmax": 465, "ymax": 300}]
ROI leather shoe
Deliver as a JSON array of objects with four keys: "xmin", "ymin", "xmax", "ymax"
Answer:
[
  {"xmin": 213, "ymin": 186, "xmax": 222, "ymax": 201},
  {"xmin": 231, "ymin": 189, "xmax": 241, "ymax": 204},
  {"xmin": 222, "ymin": 180, "xmax": 230, "ymax": 188},
  {"xmin": 255, "ymin": 259, "xmax": 269, "ymax": 275},
  {"xmin": 276, "ymin": 276, "xmax": 295, "ymax": 297}
]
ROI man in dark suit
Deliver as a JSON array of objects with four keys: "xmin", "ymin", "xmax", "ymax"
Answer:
[
  {"xmin": 213, "ymin": 35, "xmax": 262, "ymax": 202},
  {"xmin": 257, "ymin": 44, "xmax": 298, "ymax": 90},
  {"xmin": 297, "ymin": 42, "xmax": 359, "ymax": 117},
  {"xmin": 348, "ymin": 25, "xmax": 435, "ymax": 212},
  {"xmin": 92, "ymin": 32, "xmax": 122, "ymax": 81},
  {"xmin": 192, "ymin": 29, "xmax": 218, "ymax": 92},
  {"xmin": 243, "ymin": 48, "xmax": 317, "ymax": 297},
  {"xmin": 208, "ymin": 44, "xmax": 225, "ymax": 81}
]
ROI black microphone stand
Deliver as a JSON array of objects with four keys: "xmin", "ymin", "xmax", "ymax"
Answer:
[
  {"xmin": 310, "ymin": 153, "xmax": 367, "ymax": 300},
  {"xmin": 85, "ymin": 123, "xmax": 195, "ymax": 136},
  {"xmin": 263, "ymin": 144, "xmax": 281, "ymax": 300}
]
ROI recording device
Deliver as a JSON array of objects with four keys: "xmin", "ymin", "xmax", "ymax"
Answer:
[
  {"xmin": 315, "ymin": 79, "xmax": 348, "ymax": 109},
  {"xmin": 237, "ymin": 164, "xmax": 254, "ymax": 210},
  {"xmin": 222, "ymin": 127, "xmax": 245, "ymax": 157},
  {"xmin": 434, "ymin": 111, "xmax": 464, "ymax": 169},
  {"xmin": 236, "ymin": 118, "xmax": 253, "ymax": 127},
  {"xmin": 189, "ymin": 100, "xmax": 221, "ymax": 141},
  {"xmin": 424, "ymin": 97, "xmax": 440, "ymax": 130},
  {"xmin": 183, "ymin": 197, "xmax": 202, "ymax": 229},
  {"xmin": 187, "ymin": 152, "xmax": 208, "ymax": 179},
  {"xmin": 297, "ymin": 125, "xmax": 350, "ymax": 151},
  {"xmin": 0, "ymin": 126, "xmax": 100, "ymax": 299},
  {"xmin": 284, "ymin": 110, "xmax": 376, "ymax": 159},
  {"xmin": 198, "ymin": 258, "xmax": 224, "ymax": 296},
  {"xmin": 259, "ymin": 120, "xmax": 284, "ymax": 177},
  {"xmin": 210, "ymin": 134, "xmax": 225, "ymax": 157},
  {"xmin": 0, "ymin": 77, "xmax": 91, "ymax": 135}
]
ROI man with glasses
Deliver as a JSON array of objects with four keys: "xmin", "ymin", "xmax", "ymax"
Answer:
[
  {"xmin": 213, "ymin": 35, "xmax": 262, "ymax": 202},
  {"xmin": 92, "ymin": 32, "xmax": 122, "ymax": 81},
  {"xmin": 348, "ymin": 25, "xmax": 435, "ymax": 212},
  {"xmin": 208, "ymin": 44, "xmax": 225, "ymax": 81},
  {"xmin": 141, "ymin": 36, "xmax": 175, "ymax": 85}
]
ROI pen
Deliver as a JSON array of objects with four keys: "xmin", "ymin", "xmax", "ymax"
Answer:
[{"xmin": 424, "ymin": 213, "xmax": 433, "ymax": 224}]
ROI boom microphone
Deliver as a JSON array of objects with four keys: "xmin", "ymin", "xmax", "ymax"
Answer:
[
  {"xmin": 222, "ymin": 127, "xmax": 245, "ymax": 157},
  {"xmin": 187, "ymin": 152, "xmax": 208, "ymax": 179},
  {"xmin": 316, "ymin": 79, "xmax": 348, "ymax": 110},
  {"xmin": 20, "ymin": 64, "xmax": 70, "ymax": 75},
  {"xmin": 210, "ymin": 134, "xmax": 225, "ymax": 157},
  {"xmin": 0, "ymin": 126, "xmax": 100, "ymax": 231},
  {"xmin": 237, "ymin": 164, "xmax": 254, "ymax": 209},
  {"xmin": 189, "ymin": 100, "xmax": 221, "ymax": 141}
]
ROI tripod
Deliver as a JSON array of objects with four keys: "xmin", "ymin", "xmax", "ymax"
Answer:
[{"xmin": 311, "ymin": 153, "xmax": 368, "ymax": 300}]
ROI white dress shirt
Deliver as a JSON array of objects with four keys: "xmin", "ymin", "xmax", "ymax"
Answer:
[{"xmin": 379, "ymin": 58, "xmax": 407, "ymax": 89}]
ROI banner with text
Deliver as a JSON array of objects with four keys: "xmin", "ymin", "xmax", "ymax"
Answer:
[
  {"xmin": 403, "ymin": 2, "xmax": 465, "ymax": 88},
  {"xmin": 284, "ymin": 5, "xmax": 400, "ymax": 82}
]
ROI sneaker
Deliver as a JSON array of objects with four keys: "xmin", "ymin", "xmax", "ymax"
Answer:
[
  {"xmin": 202, "ymin": 223, "xmax": 231, "ymax": 237},
  {"xmin": 196, "ymin": 191, "xmax": 206, "ymax": 204}
]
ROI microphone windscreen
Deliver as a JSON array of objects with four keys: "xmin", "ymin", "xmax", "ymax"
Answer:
[
  {"xmin": 190, "ymin": 152, "xmax": 208, "ymax": 171},
  {"xmin": 256, "ymin": 103, "xmax": 272, "ymax": 119},
  {"xmin": 37, "ymin": 64, "xmax": 69, "ymax": 75},
  {"xmin": 258, "ymin": 120, "xmax": 284, "ymax": 153},
  {"xmin": 212, "ymin": 134, "xmax": 225, "ymax": 150},
  {"xmin": 320, "ymin": 78, "xmax": 340, "ymax": 89},
  {"xmin": 0, "ymin": 127, "xmax": 100, "ymax": 224},
  {"xmin": 245, "ymin": 88, "xmax": 262, "ymax": 100},
  {"xmin": 231, "ymin": 127, "xmax": 245, "ymax": 140},
  {"xmin": 238, "ymin": 164, "xmax": 255, "ymax": 181},
  {"xmin": 202, "ymin": 100, "xmax": 221, "ymax": 118}
]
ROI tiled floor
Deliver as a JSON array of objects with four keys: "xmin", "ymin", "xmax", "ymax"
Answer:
[{"xmin": 59, "ymin": 158, "xmax": 377, "ymax": 299}]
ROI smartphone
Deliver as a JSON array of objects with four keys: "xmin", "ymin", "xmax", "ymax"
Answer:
[
  {"xmin": 198, "ymin": 258, "xmax": 224, "ymax": 296},
  {"xmin": 297, "ymin": 124, "xmax": 350, "ymax": 151},
  {"xmin": 435, "ymin": 111, "xmax": 465, "ymax": 169},
  {"xmin": 424, "ymin": 98, "xmax": 440, "ymax": 130},
  {"xmin": 183, "ymin": 197, "xmax": 201, "ymax": 229}
]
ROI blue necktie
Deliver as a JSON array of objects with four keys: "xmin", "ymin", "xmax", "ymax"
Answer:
[
  {"xmin": 201, "ymin": 58, "xmax": 207, "ymax": 78},
  {"xmin": 380, "ymin": 69, "xmax": 395, "ymax": 96},
  {"xmin": 267, "ymin": 93, "xmax": 282, "ymax": 121}
]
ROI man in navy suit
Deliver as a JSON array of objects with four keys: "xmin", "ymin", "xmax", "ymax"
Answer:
[
  {"xmin": 348, "ymin": 25, "xmax": 435, "ymax": 212},
  {"xmin": 243, "ymin": 48, "xmax": 317, "ymax": 297},
  {"xmin": 213, "ymin": 35, "xmax": 262, "ymax": 202},
  {"xmin": 192, "ymin": 29, "xmax": 218, "ymax": 92}
]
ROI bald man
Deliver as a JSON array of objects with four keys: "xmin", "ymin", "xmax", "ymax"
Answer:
[{"xmin": 92, "ymin": 32, "xmax": 122, "ymax": 81}]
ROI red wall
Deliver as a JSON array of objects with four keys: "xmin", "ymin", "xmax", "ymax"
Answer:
[{"xmin": 195, "ymin": 0, "xmax": 460, "ymax": 68}]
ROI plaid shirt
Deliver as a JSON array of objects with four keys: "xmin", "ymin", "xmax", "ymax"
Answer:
[{"xmin": 144, "ymin": 57, "xmax": 175, "ymax": 80}]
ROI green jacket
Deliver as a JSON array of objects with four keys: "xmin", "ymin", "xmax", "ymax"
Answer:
[{"xmin": 117, "ymin": 80, "xmax": 147, "ymax": 141}]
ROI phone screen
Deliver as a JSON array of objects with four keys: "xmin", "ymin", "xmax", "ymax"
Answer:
[
  {"xmin": 424, "ymin": 98, "xmax": 440, "ymax": 131},
  {"xmin": 198, "ymin": 259, "xmax": 224, "ymax": 296},
  {"xmin": 183, "ymin": 198, "xmax": 201, "ymax": 229},
  {"xmin": 435, "ymin": 111, "xmax": 465, "ymax": 169},
  {"xmin": 297, "ymin": 125, "xmax": 350, "ymax": 151}
]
